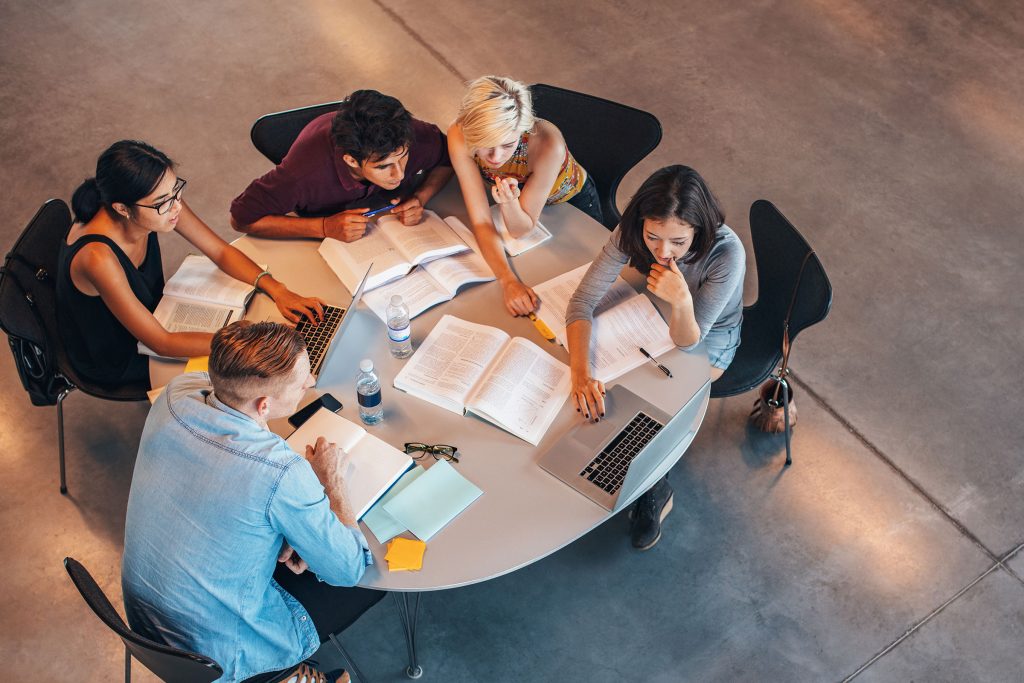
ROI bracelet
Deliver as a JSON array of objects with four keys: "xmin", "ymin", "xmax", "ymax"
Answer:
[{"xmin": 253, "ymin": 270, "xmax": 272, "ymax": 292}]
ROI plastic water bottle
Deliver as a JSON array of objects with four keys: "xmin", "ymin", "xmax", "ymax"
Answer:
[
  {"xmin": 386, "ymin": 295, "xmax": 413, "ymax": 359},
  {"xmin": 356, "ymin": 359, "xmax": 384, "ymax": 425}
]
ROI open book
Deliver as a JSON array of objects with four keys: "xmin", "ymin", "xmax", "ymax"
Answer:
[
  {"xmin": 285, "ymin": 408, "xmax": 414, "ymax": 520},
  {"xmin": 534, "ymin": 263, "xmax": 675, "ymax": 383},
  {"xmin": 491, "ymin": 204, "xmax": 551, "ymax": 256},
  {"xmin": 393, "ymin": 315, "xmax": 570, "ymax": 446},
  {"xmin": 361, "ymin": 217, "xmax": 495, "ymax": 322},
  {"xmin": 138, "ymin": 255, "xmax": 261, "ymax": 357},
  {"xmin": 319, "ymin": 210, "xmax": 471, "ymax": 293}
]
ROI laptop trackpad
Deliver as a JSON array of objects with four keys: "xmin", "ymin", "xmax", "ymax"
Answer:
[{"xmin": 573, "ymin": 393, "xmax": 622, "ymax": 449}]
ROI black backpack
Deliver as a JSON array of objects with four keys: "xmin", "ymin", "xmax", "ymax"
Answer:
[{"xmin": 0, "ymin": 200, "xmax": 74, "ymax": 406}]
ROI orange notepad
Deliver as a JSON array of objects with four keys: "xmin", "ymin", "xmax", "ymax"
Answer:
[{"xmin": 385, "ymin": 537, "xmax": 426, "ymax": 572}]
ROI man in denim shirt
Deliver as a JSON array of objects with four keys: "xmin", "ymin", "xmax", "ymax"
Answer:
[{"xmin": 122, "ymin": 321, "xmax": 382, "ymax": 682}]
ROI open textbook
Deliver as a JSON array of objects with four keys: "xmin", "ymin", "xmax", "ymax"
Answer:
[
  {"xmin": 361, "ymin": 217, "xmax": 495, "ymax": 322},
  {"xmin": 318, "ymin": 210, "xmax": 471, "ymax": 293},
  {"xmin": 393, "ymin": 315, "xmax": 571, "ymax": 446},
  {"xmin": 534, "ymin": 263, "xmax": 675, "ymax": 383},
  {"xmin": 138, "ymin": 255, "xmax": 263, "ymax": 357},
  {"xmin": 490, "ymin": 204, "xmax": 551, "ymax": 256},
  {"xmin": 285, "ymin": 408, "xmax": 413, "ymax": 520}
]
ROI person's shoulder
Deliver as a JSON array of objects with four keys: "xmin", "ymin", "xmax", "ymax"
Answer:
[
  {"xmin": 529, "ymin": 120, "xmax": 566, "ymax": 159},
  {"xmin": 709, "ymin": 224, "xmax": 746, "ymax": 269},
  {"xmin": 411, "ymin": 117, "xmax": 443, "ymax": 138},
  {"xmin": 281, "ymin": 112, "xmax": 337, "ymax": 167}
]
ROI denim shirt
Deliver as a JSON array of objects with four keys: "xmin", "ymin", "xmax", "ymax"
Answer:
[{"xmin": 122, "ymin": 373, "xmax": 372, "ymax": 682}]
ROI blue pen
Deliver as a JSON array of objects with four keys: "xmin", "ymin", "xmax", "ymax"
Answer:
[{"xmin": 362, "ymin": 204, "xmax": 395, "ymax": 218}]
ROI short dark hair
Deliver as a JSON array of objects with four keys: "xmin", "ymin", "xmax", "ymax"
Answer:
[
  {"xmin": 71, "ymin": 140, "xmax": 174, "ymax": 224},
  {"xmin": 616, "ymin": 165, "xmax": 725, "ymax": 271},
  {"xmin": 330, "ymin": 90, "xmax": 413, "ymax": 164},
  {"xmin": 209, "ymin": 321, "xmax": 306, "ymax": 403}
]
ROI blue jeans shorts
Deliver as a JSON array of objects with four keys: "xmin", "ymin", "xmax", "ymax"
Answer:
[{"xmin": 704, "ymin": 325, "xmax": 741, "ymax": 370}]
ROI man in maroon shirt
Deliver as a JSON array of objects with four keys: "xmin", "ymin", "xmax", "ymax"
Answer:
[{"xmin": 230, "ymin": 90, "xmax": 453, "ymax": 242}]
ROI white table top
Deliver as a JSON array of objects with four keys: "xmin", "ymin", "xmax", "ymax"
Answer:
[{"xmin": 151, "ymin": 187, "xmax": 710, "ymax": 591}]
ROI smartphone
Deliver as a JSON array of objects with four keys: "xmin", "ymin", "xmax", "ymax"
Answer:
[{"xmin": 288, "ymin": 393, "xmax": 343, "ymax": 429}]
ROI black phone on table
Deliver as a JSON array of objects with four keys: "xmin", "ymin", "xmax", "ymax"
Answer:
[{"xmin": 288, "ymin": 393, "xmax": 343, "ymax": 429}]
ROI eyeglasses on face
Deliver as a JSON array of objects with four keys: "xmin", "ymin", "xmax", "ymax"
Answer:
[
  {"xmin": 403, "ymin": 442, "xmax": 459, "ymax": 463},
  {"xmin": 135, "ymin": 177, "xmax": 187, "ymax": 215}
]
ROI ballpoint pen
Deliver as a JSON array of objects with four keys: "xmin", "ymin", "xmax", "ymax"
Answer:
[
  {"xmin": 638, "ymin": 347, "xmax": 673, "ymax": 378},
  {"xmin": 362, "ymin": 204, "xmax": 396, "ymax": 218}
]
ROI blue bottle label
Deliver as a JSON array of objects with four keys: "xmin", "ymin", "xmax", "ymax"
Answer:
[
  {"xmin": 358, "ymin": 390, "xmax": 382, "ymax": 408},
  {"xmin": 387, "ymin": 324, "xmax": 411, "ymax": 343}
]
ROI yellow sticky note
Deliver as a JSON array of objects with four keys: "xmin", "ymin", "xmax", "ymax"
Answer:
[
  {"xmin": 185, "ymin": 356, "xmax": 209, "ymax": 374},
  {"xmin": 385, "ymin": 537, "xmax": 426, "ymax": 572}
]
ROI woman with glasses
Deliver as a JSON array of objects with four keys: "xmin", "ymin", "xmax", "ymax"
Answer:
[{"xmin": 58, "ymin": 140, "xmax": 324, "ymax": 388}]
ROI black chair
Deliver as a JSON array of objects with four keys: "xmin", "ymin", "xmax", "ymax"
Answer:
[
  {"xmin": 251, "ymin": 101, "xmax": 343, "ymax": 165},
  {"xmin": 529, "ymin": 84, "xmax": 663, "ymax": 230},
  {"xmin": 0, "ymin": 200, "xmax": 148, "ymax": 494},
  {"xmin": 64, "ymin": 558, "xmax": 369, "ymax": 683},
  {"xmin": 709, "ymin": 200, "xmax": 833, "ymax": 464}
]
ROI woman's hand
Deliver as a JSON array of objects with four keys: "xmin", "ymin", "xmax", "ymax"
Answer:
[
  {"xmin": 647, "ymin": 259, "xmax": 690, "ymax": 305},
  {"xmin": 501, "ymin": 278, "xmax": 539, "ymax": 316},
  {"xmin": 272, "ymin": 288, "xmax": 325, "ymax": 325},
  {"xmin": 491, "ymin": 177, "xmax": 521, "ymax": 205},
  {"xmin": 571, "ymin": 367, "xmax": 606, "ymax": 421}
]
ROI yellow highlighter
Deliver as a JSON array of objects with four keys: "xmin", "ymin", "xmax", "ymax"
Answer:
[{"xmin": 527, "ymin": 312, "xmax": 557, "ymax": 343}]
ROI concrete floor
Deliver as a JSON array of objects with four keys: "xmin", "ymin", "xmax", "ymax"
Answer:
[{"xmin": 2, "ymin": 0, "xmax": 1022, "ymax": 680}]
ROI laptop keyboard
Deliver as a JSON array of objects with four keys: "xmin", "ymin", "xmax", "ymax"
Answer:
[
  {"xmin": 295, "ymin": 304, "xmax": 345, "ymax": 375},
  {"xmin": 579, "ymin": 412, "xmax": 663, "ymax": 495}
]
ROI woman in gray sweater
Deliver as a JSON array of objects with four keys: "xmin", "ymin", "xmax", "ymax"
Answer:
[{"xmin": 565, "ymin": 165, "xmax": 745, "ymax": 549}]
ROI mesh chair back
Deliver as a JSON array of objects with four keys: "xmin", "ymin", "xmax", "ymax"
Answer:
[
  {"xmin": 64, "ymin": 557, "xmax": 223, "ymax": 683},
  {"xmin": 710, "ymin": 200, "xmax": 832, "ymax": 397},
  {"xmin": 529, "ymin": 84, "xmax": 662, "ymax": 229},
  {"xmin": 251, "ymin": 101, "xmax": 343, "ymax": 165}
]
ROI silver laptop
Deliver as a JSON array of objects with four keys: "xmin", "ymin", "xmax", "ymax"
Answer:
[
  {"xmin": 538, "ymin": 382, "xmax": 709, "ymax": 511},
  {"xmin": 295, "ymin": 265, "xmax": 372, "ymax": 386}
]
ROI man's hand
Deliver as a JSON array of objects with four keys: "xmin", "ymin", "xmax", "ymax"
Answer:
[
  {"xmin": 323, "ymin": 208, "xmax": 371, "ymax": 242},
  {"xmin": 278, "ymin": 542, "xmax": 308, "ymax": 575},
  {"xmin": 501, "ymin": 278, "xmax": 539, "ymax": 316},
  {"xmin": 304, "ymin": 436, "xmax": 344, "ymax": 485},
  {"xmin": 647, "ymin": 259, "xmax": 690, "ymax": 305},
  {"xmin": 491, "ymin": 177, "xmax": 521, "ymax": 205},
  {"xmin": 392, "ymin": 196, "xmax": 424, "ymax": 226}
]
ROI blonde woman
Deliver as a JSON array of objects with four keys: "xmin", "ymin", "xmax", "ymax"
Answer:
[{"xmin": 448, "ymin": 75, "xmax": 602, "ymax": 315}]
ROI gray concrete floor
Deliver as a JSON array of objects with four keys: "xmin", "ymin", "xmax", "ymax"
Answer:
[{"xmin": 1, "ymin": 0, "xmax": 1022, "ymax": 680}]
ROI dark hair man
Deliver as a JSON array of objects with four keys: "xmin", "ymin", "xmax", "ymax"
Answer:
[
  {"xmin": 230, "ymin": 90, "xmax": 453, "ymax": 242},
  {"xmin": 122, "ymin": 321, "xmax": 383, "ymax": 682}
]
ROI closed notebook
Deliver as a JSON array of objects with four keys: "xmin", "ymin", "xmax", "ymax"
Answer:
[
  {"xmin": 381, "ymin": 460, "xmax": 482, "ymax": 542},
  {"xmin": 362, "ymin": 465, "xmax": 427, "ymax": 544}
]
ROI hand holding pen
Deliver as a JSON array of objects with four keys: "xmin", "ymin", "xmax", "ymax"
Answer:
[{"xmin": 639, "ymin": 347, "xmax": 673, "ymax": 378}]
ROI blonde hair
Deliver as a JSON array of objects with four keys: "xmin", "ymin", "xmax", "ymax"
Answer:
[
  {"xmin": 209, "ymin": 321, "xmax": 306, "ymax": 404},
  {"xmin": 456, "ymin": 75, "xmax": 535, "ymax": 149}
]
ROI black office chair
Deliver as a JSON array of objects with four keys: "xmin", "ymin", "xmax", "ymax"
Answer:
[
  {"xmin": 709, "ymin": 200, "xmax": 833, "ymax": 464},
  {"xmin": 251, "ymin": 101, "xmax": 343, "ymax": 165},
  {"xmin": 64, "ymin": 558, "xmax": 370, "ymax": 683},
  {"xmin": 0, "ymin": 200, "xmax": 148, "ymax": 494},
  {"xmin": 529, "ymin": 84, "xmax": 663, "ymax": 230}
]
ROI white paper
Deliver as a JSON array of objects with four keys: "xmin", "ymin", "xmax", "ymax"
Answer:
[
  {"xmin": 377, "ymin": 210, "xmax": 469, "ymax": 265},
  {"xmin": 162, "ymin": 255, "xmax": 257, "ymax": 308},
  {"xmin": 491, "ymin": 204, "xmax": 552, "ymax": 256}
]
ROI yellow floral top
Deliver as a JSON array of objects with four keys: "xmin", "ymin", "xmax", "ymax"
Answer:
[{"xmin": 474, "ymin": 132, "xmax": 587, "ymax": 204}]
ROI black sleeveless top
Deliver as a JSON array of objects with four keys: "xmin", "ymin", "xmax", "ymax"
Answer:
[{"xmin": 56, "ymin": 233, "xmax": 164, "ymax": 387}]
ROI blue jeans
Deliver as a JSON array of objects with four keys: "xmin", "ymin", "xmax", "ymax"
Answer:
[{"xmin": 566, "ymin": 175, "xmax": 604, "ymax": 225}]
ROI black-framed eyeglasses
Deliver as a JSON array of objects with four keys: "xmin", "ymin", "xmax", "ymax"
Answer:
[
  {"xmin": 134, "ymin": 177, "xmax": 187, "ymax": 215},
  {"xmin": 403, "ymin": 442, "xmax": 459, "ymax": 463}
]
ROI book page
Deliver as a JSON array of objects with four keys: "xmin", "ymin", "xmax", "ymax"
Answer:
[
  {"xmin": 139, "ymin": 299, "xmax": 243, "ymax": 357},
  {"xmin": 588, "ymin": 295, "xmax": 676, "ymax": 383},
  {"xmin": 361, "ymin": 267, "xmax": 450, "ymax": 322},
  {"xmin": 467, "ymin": 337, "xmax": 571, "ymax": 446},
  {"xmin": 319, "ymin": 227, "xmax": 409, "ymax": 292},
  {"xmin": 378, "ymin": 210, "xmax": 469, "ymax": 265},
  {"xmin": 393, "ymin": 314, "xmax": 510, "ymax": 414},
  {"xmin": 163, "ymin": 255, "xmax": 259, "ymax": 307},
  {"xmin": 420, "ymin": 250, "xmax": 495, "ymax": 298},
  {"xmin": 491, "ymin": 204, "xmax": 551, "ymax": 256},
  {"xmin": 534, "ymin": 262, "xmax": 637, "ymax": 345},
  {"xmin": 286, "ymin": 406, "xmax": 365, "ymax": 454}
]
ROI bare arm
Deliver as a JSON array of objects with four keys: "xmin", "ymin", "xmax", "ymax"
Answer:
[
  {"xmin": 176, "ymin": 202, "xmax": 324, "ymax": 323},
  {"xmin": 497, "ymin": 122, "xmax": 564, "ymax": 237},
  {"xmin": 73, "ymin": 243, "xmax": 212, "ymax": 358},
  {"xmin": 647, "ymin": 260, "xmax": 700, "ymax": 347},
  {"xmin": 448, "ymin": 123, "xmax": 539, "ymax": 316},
  {"xmin": 305, "ymin": 437, "xmax": 357, "ymax": 527},
  {"xmin": 567, "ymin": 319, "xmax": 605, "ymax": 420}
]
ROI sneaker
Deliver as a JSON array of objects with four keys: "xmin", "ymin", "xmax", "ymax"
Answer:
[
  {"xmin": 283, "ymin": 664, "xmax": 349, "ymax": 683},
  {"xmin": 629, "ymin": 478, "xmax": 674, "ymax": 550}
]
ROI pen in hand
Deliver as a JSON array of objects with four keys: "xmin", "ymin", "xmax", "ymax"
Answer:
[{"xmin": 639, "ymin": 347, "xmax": 673, "ymax": 378}]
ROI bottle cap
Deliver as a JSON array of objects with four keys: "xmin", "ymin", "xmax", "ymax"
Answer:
[
  {"xmin": 390, "ymin": 295, "xmax": 403, "ymax": 306},
  {"xmin": 359, "ymin": 359, "xmax": 373, "ymax": 372}
]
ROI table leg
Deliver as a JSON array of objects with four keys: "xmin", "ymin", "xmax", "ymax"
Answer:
[{"xmin": 392, "ymin": 592, "xmax": 423, "ymax": 679}]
